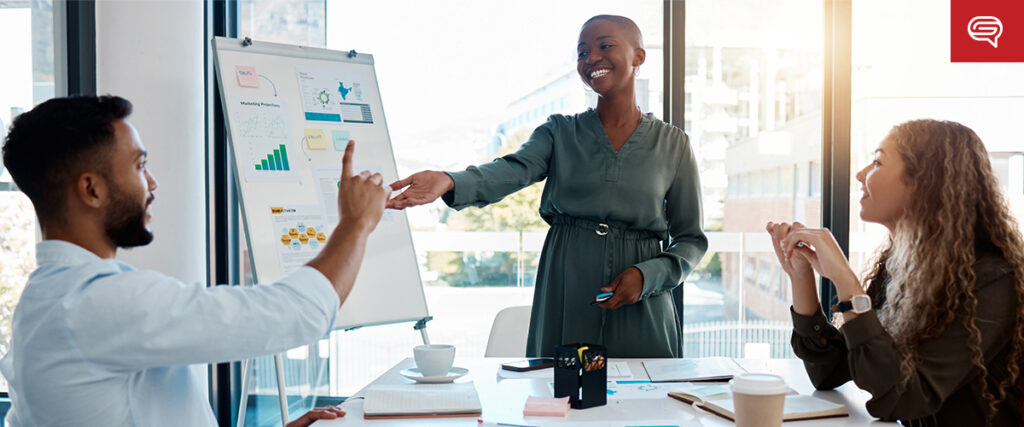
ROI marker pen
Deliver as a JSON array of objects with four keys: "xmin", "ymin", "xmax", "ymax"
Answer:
[{"xmin": 591, "ymin": 292, "xmax": 613, "ymax": 305}]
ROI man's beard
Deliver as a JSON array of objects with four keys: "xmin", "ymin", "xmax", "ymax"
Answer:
[{"xmin": 104, "ymin": 181, "xmax": 154, "ymax": 248}]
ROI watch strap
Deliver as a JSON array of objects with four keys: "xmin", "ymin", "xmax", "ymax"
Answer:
[{"xmin": 832, "ymin": 300, "xmax": 854, "ymax": 313}]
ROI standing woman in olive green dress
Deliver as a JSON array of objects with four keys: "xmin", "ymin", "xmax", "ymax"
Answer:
[{"xmin": 388, "ymin": 15, "xmax": 707, "ymax": 358}]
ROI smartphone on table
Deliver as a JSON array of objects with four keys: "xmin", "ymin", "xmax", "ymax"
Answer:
[{"xmin": 500, "ymin": 358, "xmax": 554, "ymax": 372}]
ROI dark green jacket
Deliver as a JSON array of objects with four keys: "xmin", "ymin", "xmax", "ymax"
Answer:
[{"xmin": 791, "ymin": 251, "xmax": 1022, "ymax": 426}]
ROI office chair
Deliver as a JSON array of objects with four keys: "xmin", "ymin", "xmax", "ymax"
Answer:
[{"xmin": 484, "ymin": 305, "xmax": 531, "ymax": 357}]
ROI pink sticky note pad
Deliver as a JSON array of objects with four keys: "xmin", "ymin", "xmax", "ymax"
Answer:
[
  {"xmin": 235, "ymin": 66, "xmax": 259, "ymax": 88},
  {"xmin": 523, "ymin": 395, "xmax": 570, "ymax": 417}
]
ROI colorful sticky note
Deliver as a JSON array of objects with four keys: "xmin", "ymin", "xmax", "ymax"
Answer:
[
  {"xmin": 331, "ymin": 130, "xmax": 351, "ymax": 151},
  {"xmin": 235, "ymin": 65, "xmax": 259, "ymax": 88},
  {"xmin": 304, "ymin": 129, "xmax": 329, "ymax": 150}
]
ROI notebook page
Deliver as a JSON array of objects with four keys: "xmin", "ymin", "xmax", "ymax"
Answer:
[{"xmin": 712, "ymin": 394, "xmax": 846, "ymax": 418}]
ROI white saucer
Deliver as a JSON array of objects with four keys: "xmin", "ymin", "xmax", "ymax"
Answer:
[{"xmin": 400, "ymin": 367, "xmax": 469, "ymax": 383}]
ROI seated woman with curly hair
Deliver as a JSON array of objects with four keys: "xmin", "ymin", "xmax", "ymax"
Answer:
[{"xmin": 766, "ymin": 119, "xmax": 1023, "ymax": 426}]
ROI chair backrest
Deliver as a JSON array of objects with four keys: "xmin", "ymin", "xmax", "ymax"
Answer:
[{"xmin": 484, "ymin": 305, "xmax": 532, "ymax": 357}]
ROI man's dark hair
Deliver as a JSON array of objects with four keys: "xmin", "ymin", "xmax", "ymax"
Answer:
[{"xmin": 2, "ymin": 95, "xmax": 133, "ymax": 227}]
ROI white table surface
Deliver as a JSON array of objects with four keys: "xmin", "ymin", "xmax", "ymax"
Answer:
[{"xmin": 314, "ymin": 358, "xmax": 895, "ymax": 426}]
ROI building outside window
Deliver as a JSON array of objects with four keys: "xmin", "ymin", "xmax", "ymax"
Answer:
[{"xmin": 691, "ymin": 0, "xmax": 824, "ymax": 359}]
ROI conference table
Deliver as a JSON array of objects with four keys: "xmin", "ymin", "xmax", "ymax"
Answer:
[{"xmin": 314, "ymin": 357, "xmax": 896, "ymax": 426}]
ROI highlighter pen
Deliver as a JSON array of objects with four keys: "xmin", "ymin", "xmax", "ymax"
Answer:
[{"xmin": 591, "ymin": 292, "xmax": 613, "ymax": 305}]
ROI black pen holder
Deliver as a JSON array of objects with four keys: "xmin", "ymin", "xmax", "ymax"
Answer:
[{"xmin": 553, "ymin": 343, "xmax": 607, "ymax": 409}]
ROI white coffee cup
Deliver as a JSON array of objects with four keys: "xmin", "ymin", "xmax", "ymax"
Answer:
[
  {"xmin": 729, "ymin": 373, "xmax": 788, "ymax": 427},
  {"xmin": 413, "ymin": 344, "xmax": 455, "ymax": 377}
]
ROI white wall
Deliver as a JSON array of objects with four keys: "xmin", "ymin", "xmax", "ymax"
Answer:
[{"xmin": 95, "ymin": 0, "xmax": 206, "ymax": 286}]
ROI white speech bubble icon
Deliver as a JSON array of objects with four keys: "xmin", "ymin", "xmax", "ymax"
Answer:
[{"xmin": 968, "ymin": 16, "xmax": 1003, "ymax": 48}]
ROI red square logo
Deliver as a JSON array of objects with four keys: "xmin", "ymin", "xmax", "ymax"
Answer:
[{"xmin": 951, "ymin": 0, "xmax": 1024, "ymax": 62}]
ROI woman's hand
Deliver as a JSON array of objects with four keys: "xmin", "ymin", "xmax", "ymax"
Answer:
[
  {"xmin": 778, "ymin": 226, "xmax": 862, "ymax": 301},
  {"xmin": 766, "ymin": 222, "xmax": 814, "ymax": 280},
  {"xmin": 767, "ymin": 221, "xmax": 821, "ymax": 315},
  {"xmin": 285, "ymin": 406, "xmax": 345, "ymax": 427},
  {"xmin": 599, "ymin": 267, "xmax": 644, "ymax": 309},
  {"xmin": 765, "ymin": 221, "xmax": 819, "ymax": 315},
  {"xmin": 386, "ymin": 171, "xmax": 455, "ymax": 210}
]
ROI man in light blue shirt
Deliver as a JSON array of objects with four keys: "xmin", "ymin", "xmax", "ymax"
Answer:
[{"xmin": 0, "ymin": 95, "xmax": 389, "ymax": 426}]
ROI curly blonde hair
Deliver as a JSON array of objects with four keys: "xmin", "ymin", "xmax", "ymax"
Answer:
[{"xmin": 863, "ymin": 119, "xmax": 1024, "ymax": 423}]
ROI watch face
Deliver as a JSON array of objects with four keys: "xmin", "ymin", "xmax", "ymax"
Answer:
[{"xmin": 852, "ymin": 295, "xmax": 872, "ymax": 313}]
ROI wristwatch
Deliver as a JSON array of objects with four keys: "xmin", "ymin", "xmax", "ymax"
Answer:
[{"xmin": 832, "ymin": 294, "xmax": 871, "ymax": 314}]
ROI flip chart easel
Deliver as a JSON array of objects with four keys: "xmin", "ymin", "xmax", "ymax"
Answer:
[{"xmin": 211, "ymin": 36, "xmax": 432, "ymax": 426}]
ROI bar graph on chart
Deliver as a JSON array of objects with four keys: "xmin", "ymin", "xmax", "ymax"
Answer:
[
  {"xmin": 233, "ymin": 97, "xmax": 299, "ymax": 183},
  {"xmin": 243, "ymin": 141, "xmax": 298, "ymax": 182},
  {"xmin": 254, "ymin": 144, "xmax": 291, "ymax": 171}
]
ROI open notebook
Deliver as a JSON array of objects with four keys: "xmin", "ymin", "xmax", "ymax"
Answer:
[
  {"xmin": 643, "ymin": 357, "xmax": 747, "ymax": 382},
  {"xmin": 363, "ymin": 382, "xmax": 482, "ymax": 419},
  {"xmin": 668, "ymin": 389, "xmax": 848, "ymax": 422}
]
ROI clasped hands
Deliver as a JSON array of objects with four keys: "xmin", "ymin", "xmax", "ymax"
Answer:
[{"xmin": 765, "ymin": 222, "xmax": 865, "ymax": 315}]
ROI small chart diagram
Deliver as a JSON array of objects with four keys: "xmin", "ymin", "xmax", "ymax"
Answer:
[
  {"xmin": 233, "ymin": 97, "xmax": 299, "ymax": 183},
  {"xmin": 254, "ymin": 144, "xmax": 290, "ymax": 171},
  {"xmin": 296, "ymin": 65, "xmax": 374, "ymax": 124},
  {"xmin": 337, "ymin": 81, "xmax": 363, "ymax": 102},
  {"xmin": 316, "ymin": 89, "xmax": 331, "ymax": 107},
  {"xmin": 237, "ymin": 99, "xmax": 289, "ymax": 139},
  {"xmin": 278, "ymin": 221, "xmax": 327, "ymax": 249},
  {"xmin": 270, "ymin": 205, "xmax": 328, "ymax": 273}
]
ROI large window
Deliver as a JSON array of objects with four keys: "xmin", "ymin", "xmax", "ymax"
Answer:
[
  {"xmin": 848, "ymin": 0, "xmax": 1024, "ymax": 275},
  {"xmin": 237, "ymin": 1, "xmax": 826, "ymax": 415},
  {"xmin": 0, "ymin": 0, "xmax": 56, "ymax": 392},
  {"xmin": 227, "ymin": 1, "xmax": 1024, "ymax": 425},
  {"xmin": 685, "ymin": 0, "xmax": 823, "ymax": 359}
]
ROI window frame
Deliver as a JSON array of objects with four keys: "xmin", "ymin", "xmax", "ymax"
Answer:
[
  {"xmin": 0, "ymin": 0, "xmax": 82, "ymax": 400},
  {"xmin": 205, "ymin": 1, "xmax": 242, "ymax": 425},
  {"xmin": 60, "ymin": 0, "xmax": 96, "ymax": 96}
]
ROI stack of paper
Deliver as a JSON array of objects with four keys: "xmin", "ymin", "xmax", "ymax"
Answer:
[
  {"xmin": 363, "ymin": 382, "xmax": 482, "ymax": 419},
  {"xmin": 643, "ymin": 357, "xmax": 747, "ymax": 382}
]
